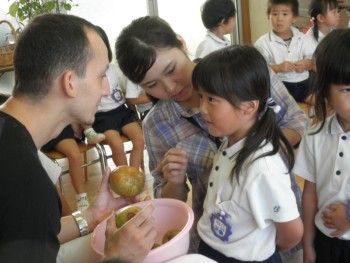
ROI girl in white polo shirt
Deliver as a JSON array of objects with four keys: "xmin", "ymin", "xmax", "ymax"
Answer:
[
  {"xmin": 305, "ymin": 0, "xmax": 340, "ymax": 71},
  {"xmin": 294, "ymin": 29, "xmax": 350, "ymax": 263},
  {"xmin": 193, "ymin": 45, "xmax": 302, "ymax": 263}
]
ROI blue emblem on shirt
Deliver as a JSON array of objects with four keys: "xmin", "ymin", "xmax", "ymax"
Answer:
[{"xmin": 210, "ymin": 211, "xmax": 232, "ymax": 242}]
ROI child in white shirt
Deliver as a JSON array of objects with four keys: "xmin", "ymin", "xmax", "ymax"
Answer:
[{"xmin": 195, "ymin": 0, "xmax": 236, "ymax": 59}]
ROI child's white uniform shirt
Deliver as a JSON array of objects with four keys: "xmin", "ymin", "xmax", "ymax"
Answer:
[
  {"xmin": 125, "ymin": 80, "xmax": 153, "ymax": 114},
  {"xmin": 98, "ymin": 63, "xmax": 125, "ymax": 112},
  {"xmin": 254, "ymin": 26, "xmax": 313, "ymax": 83},
  {"xmin": 293, "ymin": 115, "xmax": 350, "ymax": 239},
  {"xmin": 195, "ymin": 31, "xmax": 231, "ymax": 59},
  {"xmin": 38, "ymin": 150, "xmax": 61, "ymax": 184},
  {"xmin": 197, "ymin": 137, "xmax": 299, "ymax": 261},
  {"xmin": 304, "ymin": 27, "xmax": 326, "ymax": 54}
]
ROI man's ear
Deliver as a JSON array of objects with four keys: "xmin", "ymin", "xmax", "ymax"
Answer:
[
  {"xmin": 61, "ymin": 70, "xmax": 77, "ymax": 98},
  {"xmin": 240, "ymin": 100, "xmax": 259, "ymax": 116}
]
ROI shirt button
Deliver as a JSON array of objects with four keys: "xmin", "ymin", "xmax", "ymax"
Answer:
[
  {"xmin": 341, "ymin": 135, "xmax": 347, "ymax": 140},
  {"xmin": 209, "ymin": 182, "xmax": 213, "ymax": 187},
  {"xmin": 339, "ymin": 152, "xmax": 344, "ymax": 157},
  {"xmin": 222, "ymin": 151, "xmax": 226, "ymax": 156},
  {"xmin": 336, "ymin": 170, "xmax": 341, "ymax": 176},
  {"xmin": 215, "ymin": 166, "xmax": 219, "ymax": 171}
]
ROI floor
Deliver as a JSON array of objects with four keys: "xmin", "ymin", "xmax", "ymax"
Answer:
[{"xmin": 56, "ymin": 141, "xmax": 156, "ymax": 211}]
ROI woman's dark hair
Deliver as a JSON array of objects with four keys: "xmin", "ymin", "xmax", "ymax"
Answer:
[
  {"xmin": 116, "ymin": 16, "xmax": 183, "ymax": 84},
  {"xmin": 312, "ymin": 28, "xmax": 350, "ymax": 133},
  {"xmin": 13, "ymin": 13, "xmax": 96, "ymax": 101},
  {"xmin": 116, "ymin": 16, "xmax": 185, "ymax": 104},
  {"xmin": 201, "ymin": 0, "xmax": 236, "ymax": 29},
  {"xmin": 309, "ymin": 0, "xmax": 338, "ymax": 41},
  {"xmin": 192, "ymin": 45, "xmax": 294, "ymax": 180},
  {"xmin": 267, "ymin": 0, "xmax": 299, "ymax": 16},
  {"xmin": 95, "ymin": 25, "xmax": 112, "ymax": 62}
]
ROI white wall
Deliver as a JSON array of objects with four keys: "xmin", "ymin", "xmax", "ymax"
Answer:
[{"xmin": 249, "ymin": 0, "xmax": 270, "ymax": 43}]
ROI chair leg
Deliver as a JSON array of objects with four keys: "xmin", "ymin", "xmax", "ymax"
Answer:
[
  {"xmin": 83, "ymin": 150, "xmax": 88, "ymax": 182},
  {"xmin": 59, "ymin": 174, "xmax": 64, "ymax": 195},
  {"xmin": 95, "ymin": 143, "xmax": 107, "ymax": 174}
]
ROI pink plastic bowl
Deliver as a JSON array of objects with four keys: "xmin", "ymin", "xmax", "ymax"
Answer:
[{"xmin": 90, "ymin": 198, "xmax": 194, "ymax": 263}]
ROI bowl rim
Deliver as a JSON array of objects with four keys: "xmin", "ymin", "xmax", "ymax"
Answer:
[{"xmin": 90, "ymin": 198, "xmax": 194, "ymax": 256}]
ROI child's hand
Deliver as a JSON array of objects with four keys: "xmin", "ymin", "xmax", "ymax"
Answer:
[
  {"xmin": 322, "ymin": 204, "xmax": 350, "ymax": 236},
  {"xmin": 294, "ymin": 60, "xmax": 312, "ymax": 73},
  {"xmin": 277, "ymin": 61, "xmax": 295, "ymax": 72},
  {"xmin": 161, "ymin": 148, "xmax": 187, "ymax": 186}
]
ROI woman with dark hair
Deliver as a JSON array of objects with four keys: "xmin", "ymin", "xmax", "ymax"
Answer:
[{"xmin": 116, "ymin": 15, "xmax": 308, "ymax": 254}]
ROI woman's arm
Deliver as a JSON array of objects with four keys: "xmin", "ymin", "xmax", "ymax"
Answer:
[{"xmin": 269, "ymin": 67, "xmax": 310, "ymax": 146}]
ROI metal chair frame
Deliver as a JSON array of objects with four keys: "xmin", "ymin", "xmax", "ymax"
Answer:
[{"xmin": 42, "ymin": 142, "xmax": 107, "ymax": 194}]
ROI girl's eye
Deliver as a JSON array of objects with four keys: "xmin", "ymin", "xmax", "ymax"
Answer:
[
  {"xmin": 146, "ymin": 82, "xmax": 157, "ymax": 89},
  {"xmin": 167, "ymin": 66, "xmax": 175, "ymax": 75},
  {"xmin": 340, "ymin": 87, "xmax": 350, "ymax": 93},
  {"xmin": 208, "ymin": 97, "xmax": 216, "ymax": 103}
]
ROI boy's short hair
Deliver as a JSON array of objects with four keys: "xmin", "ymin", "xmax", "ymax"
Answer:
[
  {"xmin": 201, "ymin": 0, "xmax": 236, "ymax": 29},
  {"xmin": 267, "ymin": 0, "xmax": 299, "ymax": 16}
]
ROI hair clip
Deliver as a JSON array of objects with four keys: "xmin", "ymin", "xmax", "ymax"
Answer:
[
  {"xmin": 267, "ymin": 98, "xmax": 281, "ymax": 114},
  {"xmin": 310, "ymin": 17, "xmax": 315, "ymax": 23}
]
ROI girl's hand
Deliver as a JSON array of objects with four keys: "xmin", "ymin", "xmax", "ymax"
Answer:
[
  {"xmin": 161, "ymin": 148, "xmax": 187, "ymax": 186},
  {"xmin": 103, "ymin": 204, "xmax": 157, "ymax": 263},
  {"xmin": 322, "ymin": 204, "xmax": 350, "ymax": 236}
]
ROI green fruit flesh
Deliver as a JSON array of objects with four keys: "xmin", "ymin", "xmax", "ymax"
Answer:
[
  {"xmin": 115, "ymin": 206, "xmax": 142, "ymax": 228},
  {"xmin": 162, "ymin": 228, "xmax": 181, "ymax": 244}
]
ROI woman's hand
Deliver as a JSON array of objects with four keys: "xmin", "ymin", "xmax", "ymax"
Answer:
[
  {"xmin": 161, "ymin": 148, "xmax": 187, "ymax": 186},
  {"xmin": 159, "ymin": 148, "xmax": 189, "ymax": 201}
]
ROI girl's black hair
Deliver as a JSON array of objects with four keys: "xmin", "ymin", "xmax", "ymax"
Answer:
[
  {"xmin": 95, "ymin": 25, "xmax": 113, "ymax": 62},
  {"xmin": 116, "ymin": 16, "xmax": 183, "ymax": 84},
  {"xmin": 309, "ymin": 0, "xmax": 338, "ymax": 41},
  {"xmin": 192, "ymin": 45, "xmax": 294, "ymax": 180},
  {"xmin": 312, "ymin": 28, "xmax": 350, "ymax": 133}
]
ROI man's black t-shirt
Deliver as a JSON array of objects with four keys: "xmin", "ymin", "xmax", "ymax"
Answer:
[{"xmin": 0, "ymin": 111, "xmax": 61, "ymax": 263}]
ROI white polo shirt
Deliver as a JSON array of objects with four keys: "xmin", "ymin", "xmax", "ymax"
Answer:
[
  {"xmin": 125, "ymin": 80, "xmax": 153, "ymax": 113},
  {"xmin": 38, "ymin": 150, "xmax": 61, "ymax": 184},
  {"xmin": 98, "ymin": 63, "xmax": 125, "ymax": 112},
  {"xmin": 304, "ymin": 27, "xmax": 325, "ymax": 54},
  {"xmin": 197, "ymin": 138, "xmax": 300, "ymax": 261},
  {"xmin": 254, "ymin": 26, "xmax": 313, "ymax": 83},
  {"xmin": 293, "ymin": 115, "xmax": 350, "ymax": 239},
  {"xmin": 195, "ymin": 31, "xmax": 231, "ymax": 59}
]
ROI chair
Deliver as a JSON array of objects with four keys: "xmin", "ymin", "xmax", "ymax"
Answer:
[
  {"xmin": 42, "ymin": 142, "xmax": 107, "ymax": 194},
  {"xmin": 101, "ymin": 134, "xmax": 145, "ymax": 172}
]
